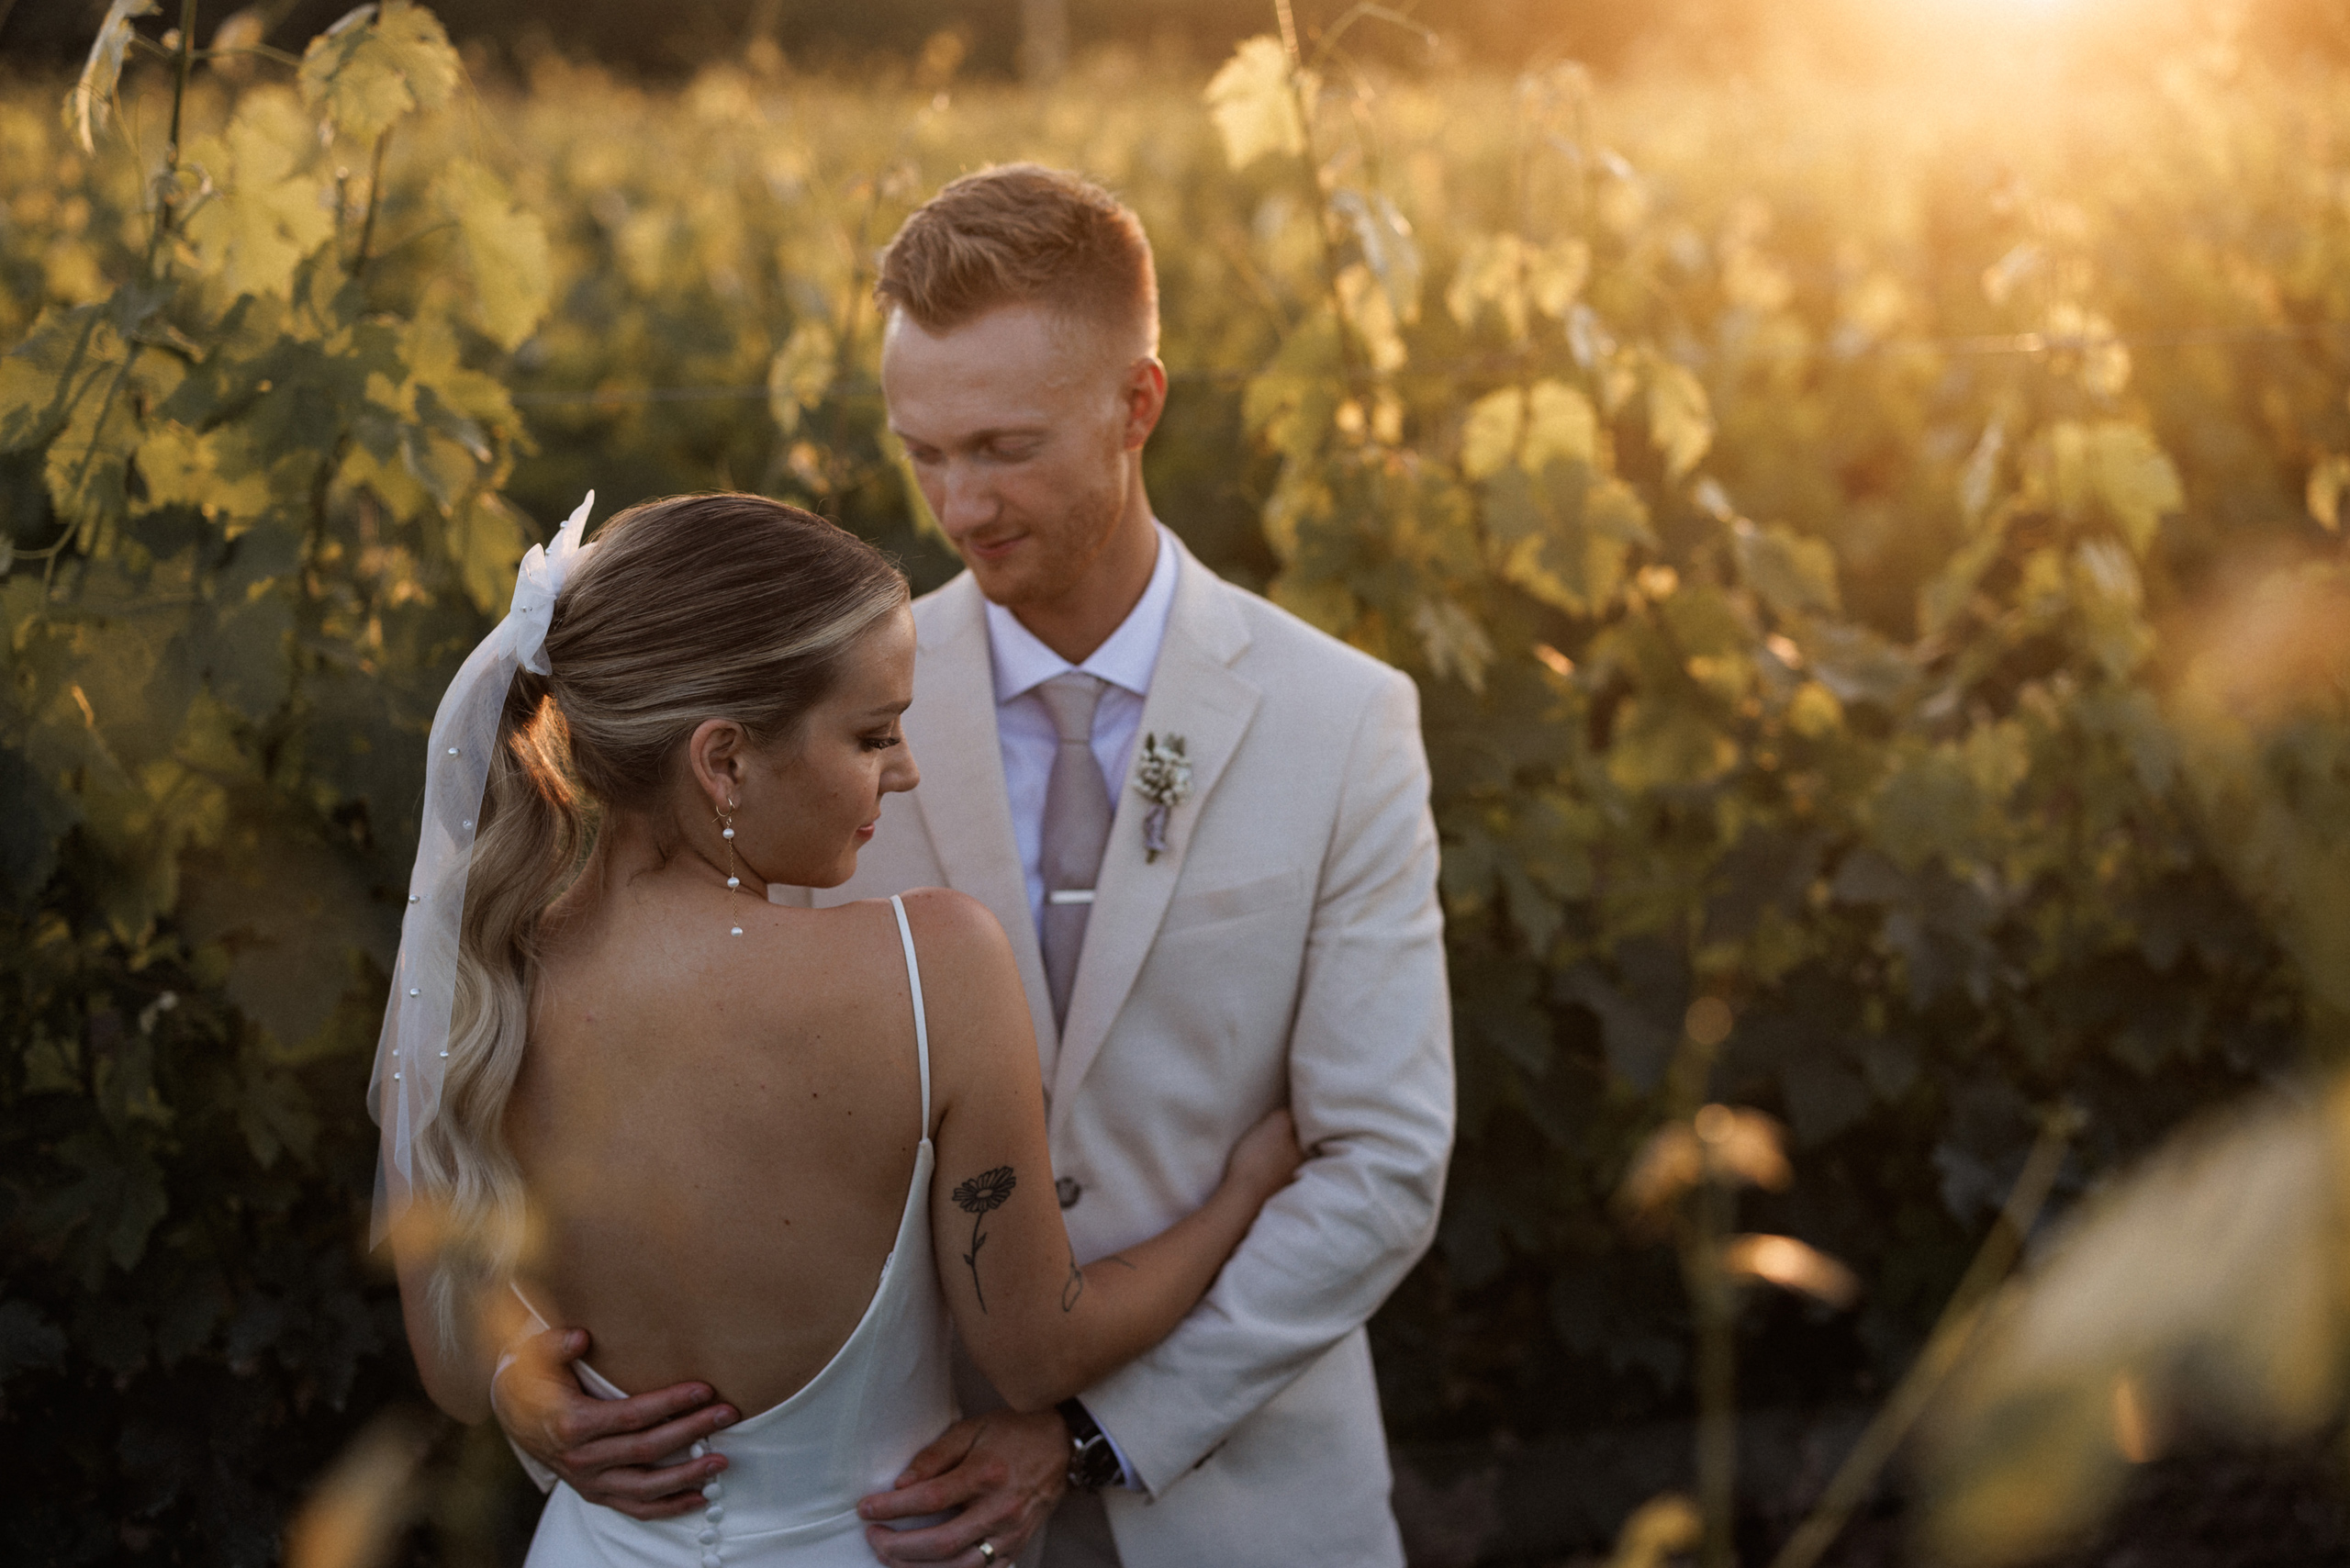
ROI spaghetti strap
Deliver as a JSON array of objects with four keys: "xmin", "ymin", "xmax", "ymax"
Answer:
[{"xmin": 890, "ymin": 894, "xmax": 933, "ymax": 1137}]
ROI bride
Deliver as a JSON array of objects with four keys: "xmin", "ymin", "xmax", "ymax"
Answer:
[{"xmin": 372, "ymin": 491, "xmax": 1301, "ymax": 1565}]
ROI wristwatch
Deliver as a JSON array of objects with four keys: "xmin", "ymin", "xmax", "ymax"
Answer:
[{"xmin": 1057, "ymin": 1398, "xmax": 1122, "ymax": 1492}]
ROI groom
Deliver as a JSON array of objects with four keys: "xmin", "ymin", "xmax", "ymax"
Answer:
[{"xmin": 490, "ymin": 164, "xmax": 1454, "ymax": 1567}]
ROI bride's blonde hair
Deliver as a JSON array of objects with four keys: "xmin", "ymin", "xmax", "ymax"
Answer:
[{"xmin": 410, "ymin": 493, "xmax": 907, "ymax": 1352}]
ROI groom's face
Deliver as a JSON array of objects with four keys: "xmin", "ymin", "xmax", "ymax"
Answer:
[{"xmin": 882, "ymin": 301, "xmax": 1150, "ymax": 621}]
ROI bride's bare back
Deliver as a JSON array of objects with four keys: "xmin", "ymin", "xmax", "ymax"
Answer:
[{"xmin": 509, "ymin": 888, "xmax": 923, "ymax": 1417}]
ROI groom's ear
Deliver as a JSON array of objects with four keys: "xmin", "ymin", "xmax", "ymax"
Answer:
[{"xmin": 1119, "ymin": 355, "xmax": 1169, "ymax": 451}]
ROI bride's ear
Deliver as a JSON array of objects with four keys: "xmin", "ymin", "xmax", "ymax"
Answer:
[{"xmin": 686, "ymin": 717, "xmax": 750, "ymax": 811}]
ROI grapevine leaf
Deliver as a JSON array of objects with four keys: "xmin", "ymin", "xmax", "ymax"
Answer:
[
  {"xmin": 1411, "ymin": 596, "xmax": 1494, "ymax": 693},
  {"xmin": 1527, "ymin": 239, "xmax": 1591, "ymax": 319},
  {"xmin": 1484, "ymin": 463, "xmax": 1650, "ymax": 617},
  {"xmin": 1557, "ymin": 957, "xmax": 1681, "ymax": 1092},
  {"xmin": 0, "ymin": 741, "xmax": 82, "ymax": 905},
  {"xmin": 42, "ymin": 355, "xmax": 145, "ymax": 549},
  {"xmin": 1204, "ymin": 36, "xmax": 1305, "ymax": 171},
  {"xmin": 1460, "ymin": 386, "xmax": 1525, "ymax": 482},
  {"xmin": 30, "ymin": 1129, "xmax": 169, "ymax": 1281},
  {"xmin": 2071, "ymin": 537, "xmax": 2151, "ymax": 678},
  {"xmin": 297, "ymin": 0, "xmax": 460, "ymax": 146},
  {"xmin": 437, "ymin": 159, "xmax": 553, "ymax": 351},
  {"xmin": 170, "ymin": 592, "xmax": 295, "ymax": 722},
  {"xmin": 1806, "ymin": 622, "xmax": 1915, "ymax": 710},
  {"xmin": 449, "ymin": 493, "xmax": 529, "ymax": 614},
  {"xmin": 1333, "ymin": 263, "xmax": 1406, "ymax": 374},
  {"xmin": 179, "ymin": 831, "xmax": 387, "ymax": 1049},
  {"xmin": 0, "ymin": 1301, "xmax": 69, "ymax": 1388},
  {"xmin": 1463, "ymin": 380, "xmax": 1591, "ymax": 482},
  {"xmin": 1449, "ymin": 235, "xmax": 1590, "ymax": 337},
  {"xmin": 180, "ymin": 89, "xmax": 339, "ymax": 300},
  {"xmin": 1523, "ymin": 380, "xmax": 1598, "ymax": 473},
  {"xmin": 1645, "ymin": 357, "xmax": 1712, "ymax": 481},
  {"xmin": 1267, "ymin": 572, "xmax": 1359, "ymax": 636},
  {"xmin": 2042, "ymin": 420, "xmax": 2183, "ymax": 555},
  {"xmin": 1331, "ymin": 189, "xmax": 1421, "ymax": 324},
  {"xmin": 0, "ymin": 306, "xmax": 118, "ymax": 454},
  {"xmin": 1242, "ymin": 308, "xmax": 1344, "ymax": 465},
  {"xmin": 767, "ymin": 319, "xmax": 837, "ymax": 436},
  {"xmin": 1448, "ymin": 234, "xmax": 1528, "ymax": 338},
  {"xmin": 134, "ymin": 423, "xmax": 277, "ymax": 521},
  {"xmin": 398, "ymin": 425, "xmax": 472, "ymax": 512},
  {"xmin": 1606, "ymin": 698, "xmax": 1738, "ymax": 792},
  {"xmin": 232, "ymin": 1058, "xmax": 321, "ymax": 1167},
  {"xmin": 1731, "ymin": 519, "xmax": 1841, "ymax": 618}
]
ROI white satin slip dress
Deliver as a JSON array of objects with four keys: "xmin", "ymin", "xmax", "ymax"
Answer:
[{"xmin": 520, "ymin": 895, "xmax": 957, "ymax": 1567}]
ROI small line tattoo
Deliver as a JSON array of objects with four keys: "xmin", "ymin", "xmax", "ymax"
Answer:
[
  {"xmin": 951, "ymin": 1166, "xmax": 1017, "ymax": 1313},
  {"xmin": 1060, "ymin": 1249, "xmax": 1085, "ymax": 1312},
  {"xmin": 1103, "ymin": 1254, "xmax": 1137, "ymax": 1271}
]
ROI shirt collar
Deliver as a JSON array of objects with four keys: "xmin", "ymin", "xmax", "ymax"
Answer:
[{"xmin": 987, "ymin": 522, "xmax": 1181, "ymax": 706}]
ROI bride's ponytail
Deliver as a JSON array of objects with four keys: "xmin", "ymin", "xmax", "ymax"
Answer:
[
  {"xmin": 401, "ymin": 494, "xmax": 906, "ymax": 1357},
  {"xmin": 413, "ymin": 674, "xmax": 586, "ymax": 1350}
]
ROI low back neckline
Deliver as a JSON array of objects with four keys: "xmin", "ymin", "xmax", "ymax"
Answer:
[{"xmin": 509, "ymin": 892, "xmax": 936, "ymax": 1429}]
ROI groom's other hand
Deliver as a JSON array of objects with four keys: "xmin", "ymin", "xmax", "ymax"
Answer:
[
  {"xmin": 859, "ymin": 1409, "xmax": 1067, "ymax": 1565},
  {"xmin": 492, "ymin": 1327, "xmax": 739, "ymax": 1519}
]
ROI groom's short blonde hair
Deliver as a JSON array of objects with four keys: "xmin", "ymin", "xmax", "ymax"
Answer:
[{"xmin": 876, "ymin": 163, "xmax": 1159, "ymax": 359}]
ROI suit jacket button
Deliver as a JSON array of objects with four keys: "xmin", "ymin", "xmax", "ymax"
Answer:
[{"xmin": 1056, "ymin": 1176, "xmax": 1082, "ymax": 1210}]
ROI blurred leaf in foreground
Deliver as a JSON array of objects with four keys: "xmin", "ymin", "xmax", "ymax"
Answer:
[{"xmin": 1919, "ymin": 1080, "xmax": 2350, "ymax": 1566}]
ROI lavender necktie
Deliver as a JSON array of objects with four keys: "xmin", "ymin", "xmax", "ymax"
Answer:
[{"xmin": 1036, "ymin": 673, "xmax": 1112, "ymax": 1030}]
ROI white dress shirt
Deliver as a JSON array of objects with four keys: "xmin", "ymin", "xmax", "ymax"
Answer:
[{"xmin": 986, "ymin": 522, "xmax": 1181, "ymax": 936}]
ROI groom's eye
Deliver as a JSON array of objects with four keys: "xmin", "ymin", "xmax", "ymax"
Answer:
[{"xmin": 862, "ymin": 731, "xmax": 902, "ymax": 752}]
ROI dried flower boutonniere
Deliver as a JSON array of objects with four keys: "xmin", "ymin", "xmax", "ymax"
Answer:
[{"xmin": 1131, "ymin": 733, "xmax": 1192, "ymax": 864}]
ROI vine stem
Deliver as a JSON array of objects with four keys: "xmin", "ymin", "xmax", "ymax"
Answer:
[
  {"xmin": 1764, "ymin": 1114, "xmax": 2076, "ymax": 1568},
  {"xmin": 1684, "ymin": 1170, "xmax": 1738, "ymax": 1568},
  {"xmin": 1271, "ymin": 0, "xmax": 1365, "ymax": 396},
  {"xmin": 168, "ymin": 0, "xmax": 197, "ymax": 152},
  {"xmin": 1662, "ymin": 1016, "xmax": 1739, "ymax": 1568},
  {"xmin": 140, "ymin": 0, "xmax": 200, "ymax": 269},
  {"xmin": 353, "ymin": 129, "xmax": 391, "ymax": 277}
]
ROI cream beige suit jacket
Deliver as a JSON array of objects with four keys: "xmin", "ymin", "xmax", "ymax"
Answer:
[{"xmin": 777, "ymin": 537, "xmax": 1453, "ymax": 1568}]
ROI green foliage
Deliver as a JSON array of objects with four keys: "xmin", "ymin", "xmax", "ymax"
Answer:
[
  {"xmin": 6, "ymin": 10, "xmax": 2350, "ymax": 1562},
  {"xmin": 3, "ymin": 6, "xmax": 551, "ymax": 1558}
]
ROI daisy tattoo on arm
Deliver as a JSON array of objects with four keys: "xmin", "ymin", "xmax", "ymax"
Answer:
[{"xmin": 952, "ymin": 1166, "xmax": 1017, "ymax": 1313}]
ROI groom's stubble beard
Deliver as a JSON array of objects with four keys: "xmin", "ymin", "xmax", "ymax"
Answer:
[{"xmin": 955, "ymin": 409, "xmax": 1143, "ymax": 628}]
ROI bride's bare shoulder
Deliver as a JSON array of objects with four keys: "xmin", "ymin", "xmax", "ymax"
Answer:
[{"xmin": 882, "ymin": 887, "xmax": 1015, "ymax": 969}]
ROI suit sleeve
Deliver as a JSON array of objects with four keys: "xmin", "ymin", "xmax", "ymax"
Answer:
[{"xmin": 1077, "ymin": 668, "xmax": 1455, "ymax": 1494}]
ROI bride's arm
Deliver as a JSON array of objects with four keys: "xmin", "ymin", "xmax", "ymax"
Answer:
[
  {"xmin": 391, "ymin": 1237, "xmax": 509, "ymax": 1424},
  {"xmin": 905, "ymin": 890, "xmax": 1304, "ymax": 1413}
]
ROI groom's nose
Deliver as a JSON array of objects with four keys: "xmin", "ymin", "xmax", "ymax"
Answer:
[{"xmin": 935, "ymin": 460, "xmax": 1000, "ymax": 532}]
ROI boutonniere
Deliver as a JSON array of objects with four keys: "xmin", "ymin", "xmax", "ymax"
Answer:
[{"xmin": 1131, "ymin": 733, "xmax": 1193, "ymax": 864}]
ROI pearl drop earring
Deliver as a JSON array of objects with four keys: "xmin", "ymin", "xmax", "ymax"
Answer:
[{"xmin": 717, "ymin": 797, "xmax": 747, "ymax": 935}]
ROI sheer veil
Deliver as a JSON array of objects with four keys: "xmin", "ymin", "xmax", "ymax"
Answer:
[{"xmin": 367, "ymin": 492, "xmax": 597, "ymax": 1245}]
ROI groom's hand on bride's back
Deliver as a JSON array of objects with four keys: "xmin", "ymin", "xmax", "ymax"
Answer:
[
  {"xmin": 492, "ymin": 1327, "xmax": 740, "ymax": 1519},
  {"xmin": 858, "ymin": 1409, "xmax": 1066, "ymax": 1566}
]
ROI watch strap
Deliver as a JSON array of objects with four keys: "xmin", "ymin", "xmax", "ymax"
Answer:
[{"xmin": 1056, "ymin": 1398, "xmax": 1121, "ymax": 1492}]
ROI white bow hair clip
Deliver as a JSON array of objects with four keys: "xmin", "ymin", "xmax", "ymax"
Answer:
[{"xmin": 509, "ymin": 490, "xmax": 598, "ymax": 676}]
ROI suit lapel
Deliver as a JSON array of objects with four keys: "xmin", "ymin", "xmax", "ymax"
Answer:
[
  {"xmin": 1049, "ymin": 544, "xmax": 1259, "ymax": 1139},
  {"xmin": 904, "ymin": 575, "xmax": 1061, "ymax": 1076}
]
